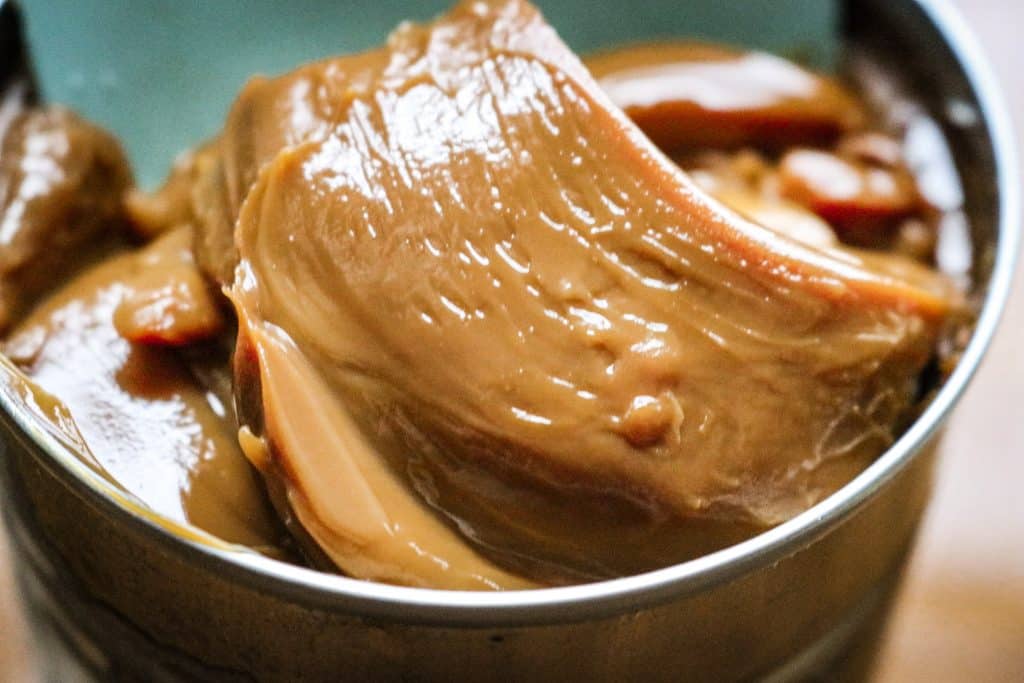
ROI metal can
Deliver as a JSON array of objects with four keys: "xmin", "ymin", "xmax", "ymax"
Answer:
[{"xmin": 0, "ymin": 0, "xmax": 1018, "ymax": 680}]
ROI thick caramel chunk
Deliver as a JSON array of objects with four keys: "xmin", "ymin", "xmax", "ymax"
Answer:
[
  {"xmin": 218, "ymin": 0, "xmax": 957, "ymax": 586},
  {"xmin": 779, "ymin": 145, "xmax": 924, "ymax": 237},
  {"xmin": 112, "ymin": 226, "xmax": 224, "ymax": 346},
  {"xmin": 586, "ymin": 43, "xmax": 866, "ymax": 152},
  {"xmin": 0, "ymin": 107, "xmax": 131, "ymax": 331}
]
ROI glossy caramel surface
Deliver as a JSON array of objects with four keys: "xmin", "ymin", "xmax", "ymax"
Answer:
[
  {"xmin": 586, "ymin": 42, "xmax": 866, "ymax": 152},
  {"xmin": 219, "ymin": 1, "xmax": 957, "ymax": 585},
  {"xmin": 0, "ymin": 106, "xmax": 130, "ymax": 332},
  {"xmin": 3, "ymin": 232, "xmax": 282, "ymax": 550}
]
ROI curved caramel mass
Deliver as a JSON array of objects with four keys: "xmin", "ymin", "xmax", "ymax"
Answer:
[{"xmin": 218, "ymin": 0, "xmax": 958, "ymax": 585}]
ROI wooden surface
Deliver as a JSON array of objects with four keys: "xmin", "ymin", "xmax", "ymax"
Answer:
[{"xmin": 1, "ymin": 1, "xmax": 1022, "ymax": 680}]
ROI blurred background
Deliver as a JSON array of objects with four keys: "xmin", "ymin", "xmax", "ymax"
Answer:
[
  {"xmin": 1, "ymin": 0, "xmax": 1022, "ymax": 680},
  {"xmin": 870, "ymin": 2, "xmax": 1024, "ymax": 677}
]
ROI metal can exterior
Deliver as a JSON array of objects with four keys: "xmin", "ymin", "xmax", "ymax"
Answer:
[{"xmin": 0, "ymin": 430, "xmax": 937, "ymax": 682}]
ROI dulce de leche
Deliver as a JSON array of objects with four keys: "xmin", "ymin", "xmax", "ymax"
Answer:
[
  {"xmin": 206, "ymin": 0, "xmax": 957, "ymax": 588},
  {"xmin": 0, "ymin": 0, "xmax": 964, "ymax": 591}
]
